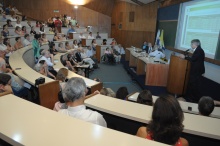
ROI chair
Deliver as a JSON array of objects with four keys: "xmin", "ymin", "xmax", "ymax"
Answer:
[{"xmin": 38, "ymin": 80, "xmax": 60, "ymax": 109}]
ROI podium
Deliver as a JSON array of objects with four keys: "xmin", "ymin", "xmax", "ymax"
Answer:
[{"xmin": 167, "ymin": 55, "xmax": 191, "ymax": 95}]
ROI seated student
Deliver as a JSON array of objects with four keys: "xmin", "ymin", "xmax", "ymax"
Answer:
[
  {"xmin": 15, "ymin": 19, "xmax": 22, "ymax": 28},
  {"xmin": 36, "ymin": 21, "xmax": 40, "ymax": 27},
  {"xmin": 116, "ymin": 86, "xmax": 129, "ymax": 100},
  {"xmin": 53, "ymin": 33, "xmax": 60, "ymax": 41},
  {"xmin": 91, "ymin": 39, "xmax": 97, "ymax": 51},
  {"xmin": 104, "ymin": 47, "xmax": 115, "ymax": 63},
  {"xmin": 79, "ymin": 33, "xmax": 86, "ymax": 42},
  {"xmin": 57, "ymin": 42, "xmax": 67, "ymax": 53},
  {"xmin": 38, "ymin": 50, "xmax": 54, "ymax": 67},
  {"xmin": 14, "ymin": 37, "xmax": 24, "ymax": 50},
  {"xmin": 112, "ymin": 46, "xmax": 121, "ymax": 63},
  {"xmin": 34, "ymin": 60, "xmax": 56, "ymax": 79},
  {"xmin": 65, "ymin": 41, "xmax": 71, "ymax": 50},
  {"xmin": 72, "ymin": 40, "xmax": 78, "ymax": 49},
  {"xmin": 136, "ymin": 94, "xmax": 188, "ymax": 146},
  {"xmin": 80, "ymin": 48, "xmax": 96, "ymax": 68},
  {"xmin": 27, "ymin": 21, "xmax": 32, "ymax": 28},
  {"xmin": 198, "ymin": 96, "xmax": 215, "ymax": 116},
  {"xmin": 39, "ymin": 25, "xmax": 45, "ymax": 34},
  {"xmin": 96, "ymin": 32, "xmax": 101, "ymax": 39},
  {"xmin": 100, "ymin": 87, "xmax": 115, "ymax": 97},
  {"xmin": 61, "ymin": 54, "xmax": 77, "ymax": 72},
  {"xmin": 149, "ymin": 48, "xmax": 165, "ymax": 59},
  {"xmin": 137, "ymin": 90, "xmax": 153, "ymax": 106},
  {"xmin": 142, "ymin": 41, "xmax": 148, "ymax": 51},
  {"xmin": 1, "ymin": 25, "xmax": 9, "ymax": 37},
  {"xmin": 58, "ymin": 77, "xmax": 107, "ymax": 127},
  {"xmin": 3, "ymin": 38, "xmax": 15, "ymax": 53},
  {"xmin": 87, "ymin": 32, "xmax": 94, "ymax": 39},
  {"xmin": 1, "ymin": 13, "xmax": 7, "ymax": 21},
  {"xmin": 0, "ymin": 73, "xmax": 13, "ymax": 94},
  {"xmin": 14, "ymin": 26, "xmax": 24, "ymax": 36},
  {"xmin": 5, "ymin": 5, "xmax": 11, "ymax": 15},
  {"xmin": 117, "ymin": 44, "xmax": 125, "ymax": 55},
  {"xmin": 21, "ymin": 26, "xmax": 27, "ymax": 34},
  {"xmin": 102, "ymin": 39, "xmax": 107, "ymax": 45},
  {"xmin": 41, "ymin": 33, "xmax": 49, "ymax": 43},
  {"xmin": 67, "ymin": 25, "xmax": 75, "ymax": 37},
  {"xmin": 49, "ymin": 42, "xmax": 58, "ymax": 56},
  {"xmin": 0, "ymin": 57, "xmax": 28, "ymax": 97},
  {"xmin": 10, "ymin": 14, "xmax": 17, "ymax": 21},
  {"xmin": 6, "ymin": 19, "xmax": 13, "ymax": 27},
  {"xmin": 30, "ymin": 26, "xmax": 37, "ymax": 35},
  {"xmin": 0, "ymin": 36, "xmax": 8, "ymax": 54},
  {"xmin": 49, "ymin": 27, "xmax": 54, "ymax": 34},
  {"xmin": 23, "ymin": 34, "xmax": 32, "ymax": 46},
  {"xmin": 111, "ymin": 38, "xmax": 117, "ymax": 45}
]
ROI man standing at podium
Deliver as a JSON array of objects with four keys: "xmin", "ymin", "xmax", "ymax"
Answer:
[{"xmin": 184, "ymin": 39, "xmax": 205, "ymax": 102}]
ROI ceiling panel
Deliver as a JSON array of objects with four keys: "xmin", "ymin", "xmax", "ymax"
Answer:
[{"xmin": 120, "ymin": 0, "xmax": 155, "ymax": 5}]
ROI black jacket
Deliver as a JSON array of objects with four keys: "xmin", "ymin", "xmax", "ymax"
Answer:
[
  {"xmin": 188, "ymin": 46, "xmax": 205, "ymax": 76},
  {"xmin": 75, "ymin": 52, "xmax": 82, "ymax": 62}
]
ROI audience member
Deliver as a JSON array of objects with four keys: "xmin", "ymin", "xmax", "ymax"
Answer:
[
  {"xmin": 65, "ymin": 41, "xmax": 72, "ymax": 50},
  {"xmin": 21, "ymin": 26, "xmax": 27, "ymax": 34},
  {"xmin": 96, "ymin": 32, "xmax": 101, "ymax": 39},
  {"xmin": 142, "ymin": 41, "xmax": 148, "ymax": 51},
  {"xmin": 79, "ymin": 33, "xmax": 86, "ymax": 42},
  {"xmin": 27, "ymin": 21, "xmax": 32, "ymax": 27},
  {"xmin": 88, "ymin": 32, "xmax": 94, "ymax": 39},
  {"xmin": 30, "ymin": 26, "xmax": 37, "ymax": 35},
  {"xmin": 136, "ymin": 94, "xmax": 188, "ymax": 146},
  {"xmin": 198, "ymin": 96, "xmax": 215, "ymax": 116},
  {"xmin": 41, "ymin": 33, "xmax": 48, "ymax": 43},
  {"xmin": 14, "ymin": 37, "xmax": 24, "ymax": 50},
  {"xmin": 104, "ymin": 47, "xmax": 115, "ymax": 63},
  {"xmin": 112, "ymin": 46, "xmax": 121, "ymax": 63},
  {"xmin": 0, "ymin": 73, "xmax": 12, "ymax": 93},
  {"xmin": 34, "ymin": 60, "xmax": 56, "ymax": 79},
  {"xmin": 1, "ymin": 13, "xmax": 7, "ymax": 21},
  {"xmin": 10, "ymin": 14, "xmax": 17, "ymax": 21},
  {"xmin": 102, "ymin": 39, "xmax": 107, "ymax": 45},
  {"xmin": 6, "ymin": 19, "xmax": 13, "ymax": 27},
  {"xmin": 39, "ymin": 25, "xmax": 45, "ymax": 34},
  {"xmin": 32, "ymin": 34, "xmax": 42, "ymax": 62},
  {"xmin": 36, "ymin": 21, "xmax": 40, "ymax": 27},
  {"xmin": 0, "ymin": 57, "xmax": 28, "ymax": 97},
  {"xmin": 14, "ymin": 26, "xmax": 23, "ymax": 36},
  {"xmin": 49, "ymin": 42, "xmax": 58, "ymax": 56},
  {"xmin": 111, "ymin": 39, "xmax": 117, "ymax": 45},
  {"xmin": 116, "ymin": 86, "xmax": 129, "ymax": 100},
  {"xmin": 100, "ymin": 87, "xmax": 115, "ymax": 97},
  {"xmin": 70, "ymin": 17, "xmax": 77, "ymax": 26},
  {"xmin": 57, "ymin": 42, "xmax": 67, "ymax": 53},
  {"xmin": 137, "ymin": 90, "xmax": 153, "ymax": 106},
  {"xmin": 38, "ymin": 50, "xmax": 54, "ymax": 67},
  {"xmin": 67, "ymin": 25, "xmax": 75, "ymax": 37},
  {"xmin": 72, "ymin": 40, "xmax": 78, "ymax": 49},
  {"xmin": 0, "ymin": 36, "xmax": 7, "ymax": 55},
  {"xmin": 3, "ymin": 38, "xmax": 14, "ymax": 53},
  {"xmin": 23, "ymin": 34, "xmax": 31, "ymax": 46},
  {"xmin": 58, "ymin": 77, "xmax": 107, "ymax": 127},
  {"xmin": 15, "ymin": 19, "xmax": 22, "ymax": 28},
  {"xmin": 1, "ymin": 25, "xmax": 9, "ymax": 37},
  {"xmin": 77, "ymin": 69, "xmax": 85, "ymax": 77}
]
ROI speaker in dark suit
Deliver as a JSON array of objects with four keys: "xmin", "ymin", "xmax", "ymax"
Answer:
[{"xmin": 186, "ymin": 39, "xmax": 205, "ymax": 102}]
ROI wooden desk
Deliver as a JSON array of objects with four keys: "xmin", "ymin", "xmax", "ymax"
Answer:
[
  {"xmin": 9, "ymin": 46, "xmax": 54, "ymax": 85},
  {"xmin": 85, "ymin": 94, "xmax": 220, "ymax": 140},
  {"xmin": 128, "ymin": 92, "xmax": 220, "ymax": 118},
  {"xmin": 0, "ymin": 94, "xmax": 167, "ymax": 146},
  {"xmin": 127, "ymin": 48, "xmax": 169, "ymax": 87}
]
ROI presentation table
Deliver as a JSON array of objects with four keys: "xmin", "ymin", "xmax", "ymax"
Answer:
[
  {"xmin": 0, "ymin": 94, "xmax": 168, "ymax": 146},
  {"xmin": 126, "ymin": 48, "xmax": 169, "ymax": 87}
]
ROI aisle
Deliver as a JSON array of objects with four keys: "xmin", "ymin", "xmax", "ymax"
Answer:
[{"xmin": 89, "ymin": 63, "xmax": 142, "ymax": 93}]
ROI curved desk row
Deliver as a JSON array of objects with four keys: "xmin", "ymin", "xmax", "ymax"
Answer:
[
  {"xmin": 128, "ymin": 92, "xmax": 220, "ymax": 118},
  {"xmin": 85, "ymin": 94, "xmax": 220, "ymax": 141},
  {"xmin": 0, "ymin": 94, "xmax": 167, "ymax": 146}
]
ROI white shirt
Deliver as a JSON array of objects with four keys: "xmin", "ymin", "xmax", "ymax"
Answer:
[
  {"xmin": 79, "ymin": 35, "xmax": 86, "ymax": 40},
  {"xmin": 115, "ymin": 46, "xmax": 125, "ymax": 55},
  {"xmin": 59, "ymin": 105, "xmax": 107, "ymax": 127},
  {"xmin": 10, "ymin": 17, "xmax": 17, "ymax": 21},
  {"xmin": 86, "ymin": 49, "xmax": 93, "ymax": 57},
  {"xmin": 149, "ymin": 49, "xmax": 165, "ymax": 59},
  {"xmin": 23, "ymin": 39, "xmax": 31, "ymax": 46},
  {"xmin": 15, "ymin": 23, "xmax": 22, "ymax": 28},
  {"xmin": 88, "ymin": 35, "xmax": 94, "ymax": 39},
  {"xmin": 38, "ymin": 56, "xmax": 54, "ymax": 67},
  {"xmin": 73, "ymin": 44, "xmax": 78, "ymax": 49},
  {"xmin": 0, "ymin": 43, "xmax": 7, "ymax": 51}
]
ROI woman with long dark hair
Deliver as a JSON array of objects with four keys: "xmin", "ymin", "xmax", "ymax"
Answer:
[{"xmin": 136, "ymin": 94, "xmax": 188, "ymax": 146}]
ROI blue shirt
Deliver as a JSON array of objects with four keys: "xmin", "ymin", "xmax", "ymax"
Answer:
[{"xmin": 67, "ymin": 28, "xmax": 75, "ymax": 35}]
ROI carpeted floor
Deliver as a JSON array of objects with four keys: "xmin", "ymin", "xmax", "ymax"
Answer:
[{"xmin": 89, "ymin": 63, "xmax": 142, "ymax": 94}]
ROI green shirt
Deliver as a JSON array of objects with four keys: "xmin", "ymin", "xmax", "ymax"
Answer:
[{"xmin": 32, "ymin": 39, "xmax": 40, "ymax": 59}]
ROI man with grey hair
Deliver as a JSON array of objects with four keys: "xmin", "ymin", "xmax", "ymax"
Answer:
[
  {"xmin": 38, "ymin": 50, "xmax": 54, "ymax": 67},
  {"xmin": 185, "ymin": 39, "xmax": 205, "ymax": 102},
  {"xmin": 58, "ymin": 77, "xmax": 107, "ymax": 127}
]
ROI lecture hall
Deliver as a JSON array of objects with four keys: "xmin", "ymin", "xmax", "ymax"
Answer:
[{"xmin": 0, "ymin": 0, "xmax": 220, "ymax": 145}]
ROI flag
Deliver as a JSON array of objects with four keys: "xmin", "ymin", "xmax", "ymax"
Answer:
[
  {"xmin": 155, "ymin": 29, "xmax": 160, "ymax": 46},
  {"xmin": 159, "ymin": 29, "xmax": 165, "ymax": 50}
]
